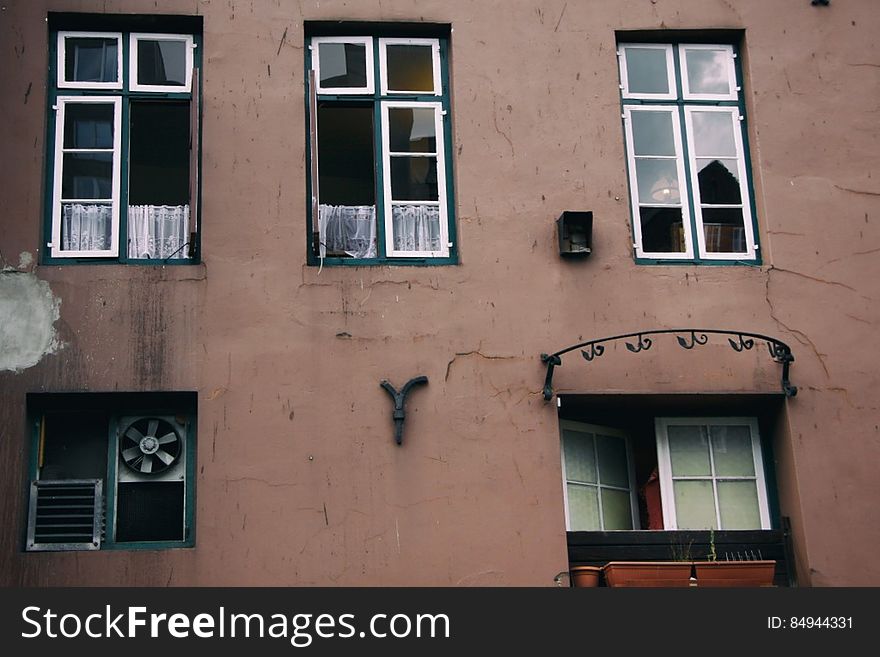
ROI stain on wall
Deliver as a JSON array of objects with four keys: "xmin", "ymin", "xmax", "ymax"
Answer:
[{"xmin": 0, "ymin": 271, "xmax": 62, "ymax": 372}]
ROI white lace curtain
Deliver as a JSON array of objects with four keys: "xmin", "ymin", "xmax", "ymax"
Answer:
[
  {"xmin": 391, "ymin": 204, "xmax": 441, "ymax": 253},
  {"xmin": 318, "ymin": 204, "xmax": 377, "ymax": 258},
  {"xmin": 61, "ymin": 203, "xmax": 112, "ymax": 252},
  {"xmin": 60, "ymin": 203, "xmax": 189, "ymax": 258},
  {"xmin": 128, "ymin": 204, "xmax": 190, "ymax": 259},
  {"xmin": 317, "ymin": 204, "xmax": 441, "ymax": 257}
]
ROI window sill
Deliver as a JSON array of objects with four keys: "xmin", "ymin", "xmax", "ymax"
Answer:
[{"xmin": 307, "ymin": 256, "xmax": 458, "ymax": 267}]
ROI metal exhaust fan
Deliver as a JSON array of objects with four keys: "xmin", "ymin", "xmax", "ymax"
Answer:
[{"xmin": 119, "ymin": 417, "xmax": 182, "ymax": 475}]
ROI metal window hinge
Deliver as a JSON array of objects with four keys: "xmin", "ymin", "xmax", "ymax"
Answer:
[
  {"xmin": 739, "ymin": 115, "xmax": 744, "ymax": 121},
  {"xmin": 52, "ymin": 105, "xmax": 58, "ymax": 111},
  {"xmin": 732, "ymin": 53, "xmax": 738, "ymax": 58},
  {"xmin": 754, "ymin": 244, "xmax": 760, "ymax": 250},
  {"xmin": 447, "ymin": 241, "xmax": 453, "ymax": 248},
  {"xmin": 46, "ymin": 242, "xmax": 53, "ymax": 247},
  {"xmin": 441, "ymin": 109, "xmax": 447, "ymax": 116}
]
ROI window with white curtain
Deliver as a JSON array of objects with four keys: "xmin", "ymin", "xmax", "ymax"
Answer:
[
  {"xmin": 46, "ymin": 20, "xmax": 201, "ymax": 262},
  {"xmin": 618, "ymin": 42, "xmax": 758, "ymax": 263},
  {"xmin": 307, "ymin": 28, "xmax": 455, "ymax": 263}
]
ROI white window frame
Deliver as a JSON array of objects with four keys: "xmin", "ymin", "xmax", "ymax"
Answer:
[
  {"xmin": 679, "ymin": 44, "xmax": 738, "ymax": 101},
  {"xmin": 378, "ymin": 38, "xmax": 442, "ymax": 96},
  {"xmin": 57, "ymin": 31, "xmax": 123, "ymax": 90},
  {"xmin": 683, "ymin": 106, "xmax": 756, "ymax": 260},
  {"xmin": 618, "ymin": 43, "xmax": 676, "ymax": 100},
  {"xmin": 623, "ymin": 105, "xmax": 694, "ymax": 260},
  {"xmin": 129, "ymin": 33, "xmax": 195, "ymax": 93},
  {"xmin": 559, "ymin": 421, "xmax": 639, "ymax": 532},
  {"xmin": 311, "ymin": 36, "xmax": 375, "ymax": 95},
  {"xmin": 655, "ymin": 417, "xmax": 771, "ymax": 531},
  {"xmin": 381, "ymin": 100, "xmax": 450, "ymax": 258},
  {"xmin": 50, "ymin": 96, "xmax": 122, "ymax": 258}
]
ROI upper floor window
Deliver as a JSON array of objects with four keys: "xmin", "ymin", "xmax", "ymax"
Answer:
[
  {"xmin": 45, "ymin": 16, "xmax": 202, "ymax": 263},
  {"xmin": 618, "ymin": 42, "xmax": 759, "ymax": 263},
  {"xmin": 306, "ymin": 27, "xmax": 456, "ymax": 265}
]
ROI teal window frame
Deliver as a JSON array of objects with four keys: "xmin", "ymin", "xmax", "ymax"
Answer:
[
  {"xmin": 25, "ymin": 392, "xmax": 197, "ymax": 551},
  {"xmin": 305, "ymin": 26, "xmax": 458, "ymax": 266},
  {"xmin": 618, "ymin": 40, "xmax": 762, "ymax": 266},
  {"xmin": 43, "ymin": 15, "xmax": 203, "ymax": 265}
]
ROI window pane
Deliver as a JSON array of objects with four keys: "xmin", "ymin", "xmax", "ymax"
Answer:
[
  {"xmin": 635, "ymin": 159, "xmax": 680, "ymax": 205},
  {"xmin": 391, "ymin": 204, "xmax": 442, "ymax": 252},
  {"xmin": 317, "ymin": 104, "xmax": 375, "ymax": 206},
  {"xmin": 717, "ymin": 480, "xmax": 761, "ymax": 529},
  {"xmin": 601, "ymin": 488, "xmax": 633, "ymax": 530},
  {"xmin": 691, "ymin": 111, "xmax": 736, "ymax": 157},
  {"xmin": 64, "ymin": 37, "xmax": 118, "ymax": 83},
  {"xmin": 318, "ymin": 42, "xmax": 368, "ymax": 88},
  {"xmin": 137, "ymin": 39, "xmax": 188, "ymax": 86},
  {"xmin": 386, "ymin": 44, "xmax": 434, "ymax": 92},
  {"xmin": 562, "ymin": 429, "xmax": 596, "ymax": 484},
  {"xmin": 128, "ymin": 102, "xmax": 190, "ymax": 205},
  {"xmin": 711, "ymin": 425, "xmax": 756, "ymax": 476},
  {"xmin": 389, "ymin": 108, "xmax": 437, "ymax": 153},
  {"xmin": 685, "ymin": 48, "xmax": 732, "ymax": 95},
  {"xmin": 639, "ymin": 207, "xmax": 685, "ymax": 253},
  {"xmin": 631, "ymin": 111, "xmax": 676, "ymax": 156},
  {"xmin": 63, "ymin": 104, "xmax": 114, "ymax": 149},
  {"xmin": 697, "ymin": 158, "xmax": 742, "ymax": 204},
  {"xmin": 702, "ymin": 208, "xmax": 746, "ymax": 253},
  {"xmin": 567, "ymin": 484, "xmax": 600, "ymax": 531},
  {"xmin": 624, "ymin": 47, "xmax": 669, "ymax": 94},
  {"xmin": 60, "ymin": 203, "xmax": 112, "ymax": 251},
  {"xmin": 597, "ymin": 434, "xmax": 629, "ymax": 488},
  {"xmin": 668, "ymin": 425, "xmax": 711, "ymax": 476},
  {"xmin": 62, "ymin": 153, "xmax": 113, "ymax": 198},
  {"xmin": 673, "ymin": 480, "xmax": 717, "ymax": 529},
  {"xmin": 390, "ymin": 156, "xmax": 439, "ymax": 201}
]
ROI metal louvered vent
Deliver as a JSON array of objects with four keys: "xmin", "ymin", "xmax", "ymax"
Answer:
[{"xmin": 26, "ymin": 479, "xmax": 104, "ymax": 551}]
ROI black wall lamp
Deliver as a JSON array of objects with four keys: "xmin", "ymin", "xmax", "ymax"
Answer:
[{"xmin": 557, "ymin": 211, "xmax": 592, "ymax": 257}]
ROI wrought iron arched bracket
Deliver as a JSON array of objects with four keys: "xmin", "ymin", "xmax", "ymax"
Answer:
[{"xmin": 540, "ymin": 329, "xmax": 797, "ymax": 401}]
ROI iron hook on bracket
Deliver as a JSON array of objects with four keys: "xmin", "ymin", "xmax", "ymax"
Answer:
[{"xmin": 380, "ymin": 376, "xmax": 428, "ymax": 445}]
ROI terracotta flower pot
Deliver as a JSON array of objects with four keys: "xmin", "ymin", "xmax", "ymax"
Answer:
[
  {"xmin": 569, "ymin": 565, "xmax": 601, "ymax": 587},
  {"xmin": 603, "ymin": 561, "xmax": 694, "ymax": 588},
  {"xmin": 694, "ymin": 560, "xmax": 776, "ymax": 587}
]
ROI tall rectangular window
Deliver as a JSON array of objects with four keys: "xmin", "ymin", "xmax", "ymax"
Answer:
[
  {"xmin": 46, "ymin": 19, "xmax": 201, "ymax": 263},
  {"xmin": 618, "ymin": 42, "xmax": 758, "ymax": 263},
  {"xmin": 307, "ymin": 28, "xmax": 456, "ymax": 264}
]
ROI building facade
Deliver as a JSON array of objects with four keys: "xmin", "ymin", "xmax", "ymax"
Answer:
[{"xmin": 1, "ymin": 0, "xmax": 878, "ymax": 586}]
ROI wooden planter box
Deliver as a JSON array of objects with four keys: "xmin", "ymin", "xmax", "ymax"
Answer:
[
  {"xmin": 569, "ymin": 565, "xmax": 601, "ymax": 587},
  {"xmin": 694, "ymin": 560, "xmax": 776, "ymax": 587},
  {"xmin": 603, "ymin": 561, "xmax": 693, "ymax": 588}
]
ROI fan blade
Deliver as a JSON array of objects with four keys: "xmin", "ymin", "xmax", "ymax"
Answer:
[
  {"xmin": 157, "ymin": 432, "xmax": 177, "ymax": 445},
  {"xmin": 155, "ymin": 450, "xmax": 175, "ymax": 466},
  {"xmin": 124, "ymin": 426, "xmax": 145, "ymax": 443},
  {"xmin": 141, "ymin": 454, "xmax": 153, "ymax": 474},
  {"xmin": 122, "ymin": 446, "xmax": 143, "ymax": 461},
  {"xmin": 147, "ymin": 419, "xmax": 159, "ymax": 438}
]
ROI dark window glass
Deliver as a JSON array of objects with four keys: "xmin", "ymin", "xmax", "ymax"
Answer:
[
  {"xmin": 115, "ymin": 481, "xmax": 185, "ymax": 542},
  {"xmin": 62, "ymin": 153, "xmax": 113, "ymax": 198},
  {"xmin": 317, "ymin": 104, "xmax": 375, "ymax": 206},
  {"xmin": 639, "ymin": 207, "xmax": 686, "ymax": 253},
  {"xmin": 65, "ymin": 37, "xmax": 118, "ymax": 83},
  {"xmin": 137, "ymin": 39, "xmax": 188, "ymax": 86},
  {"xmin": 390, "ymin": 156, "xmax": 439, "ymax": 201},
  {"xmin": 386, "ymin": 45, "xmax": 434, "ymax": 92},
  {"xmin": 128, "ymin": 102, "xmax": 190, "ymax": 205},
  {"xmin": 64, "ymin": 104, "xmax": 114, "ymax": 149},
  {"xmin": 318, "ymin": 42, "xmax": 368, "ymax": 88}
]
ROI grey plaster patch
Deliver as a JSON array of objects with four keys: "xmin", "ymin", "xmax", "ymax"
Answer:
[{"xmin": 0, "ymin": 272, "xmax": 63, "ymax": 372}]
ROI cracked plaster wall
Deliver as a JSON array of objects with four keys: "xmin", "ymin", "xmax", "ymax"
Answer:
[{"xmin": 1, "ymin": 0, "xmax": 878, "ymax": 586}]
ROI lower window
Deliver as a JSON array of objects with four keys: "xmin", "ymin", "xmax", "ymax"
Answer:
[
  {"xmin": 25, "ymin": 393, "xmax": 196, "ymax": 551},
  {"xmin": 561, "ymin": 415, "xmax": 771, "ymax": 531}
]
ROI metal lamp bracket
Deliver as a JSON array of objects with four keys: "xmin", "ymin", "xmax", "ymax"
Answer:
[{"xmin": 380, "ymin": 376, "xmax": 428, "ymax": 445}]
